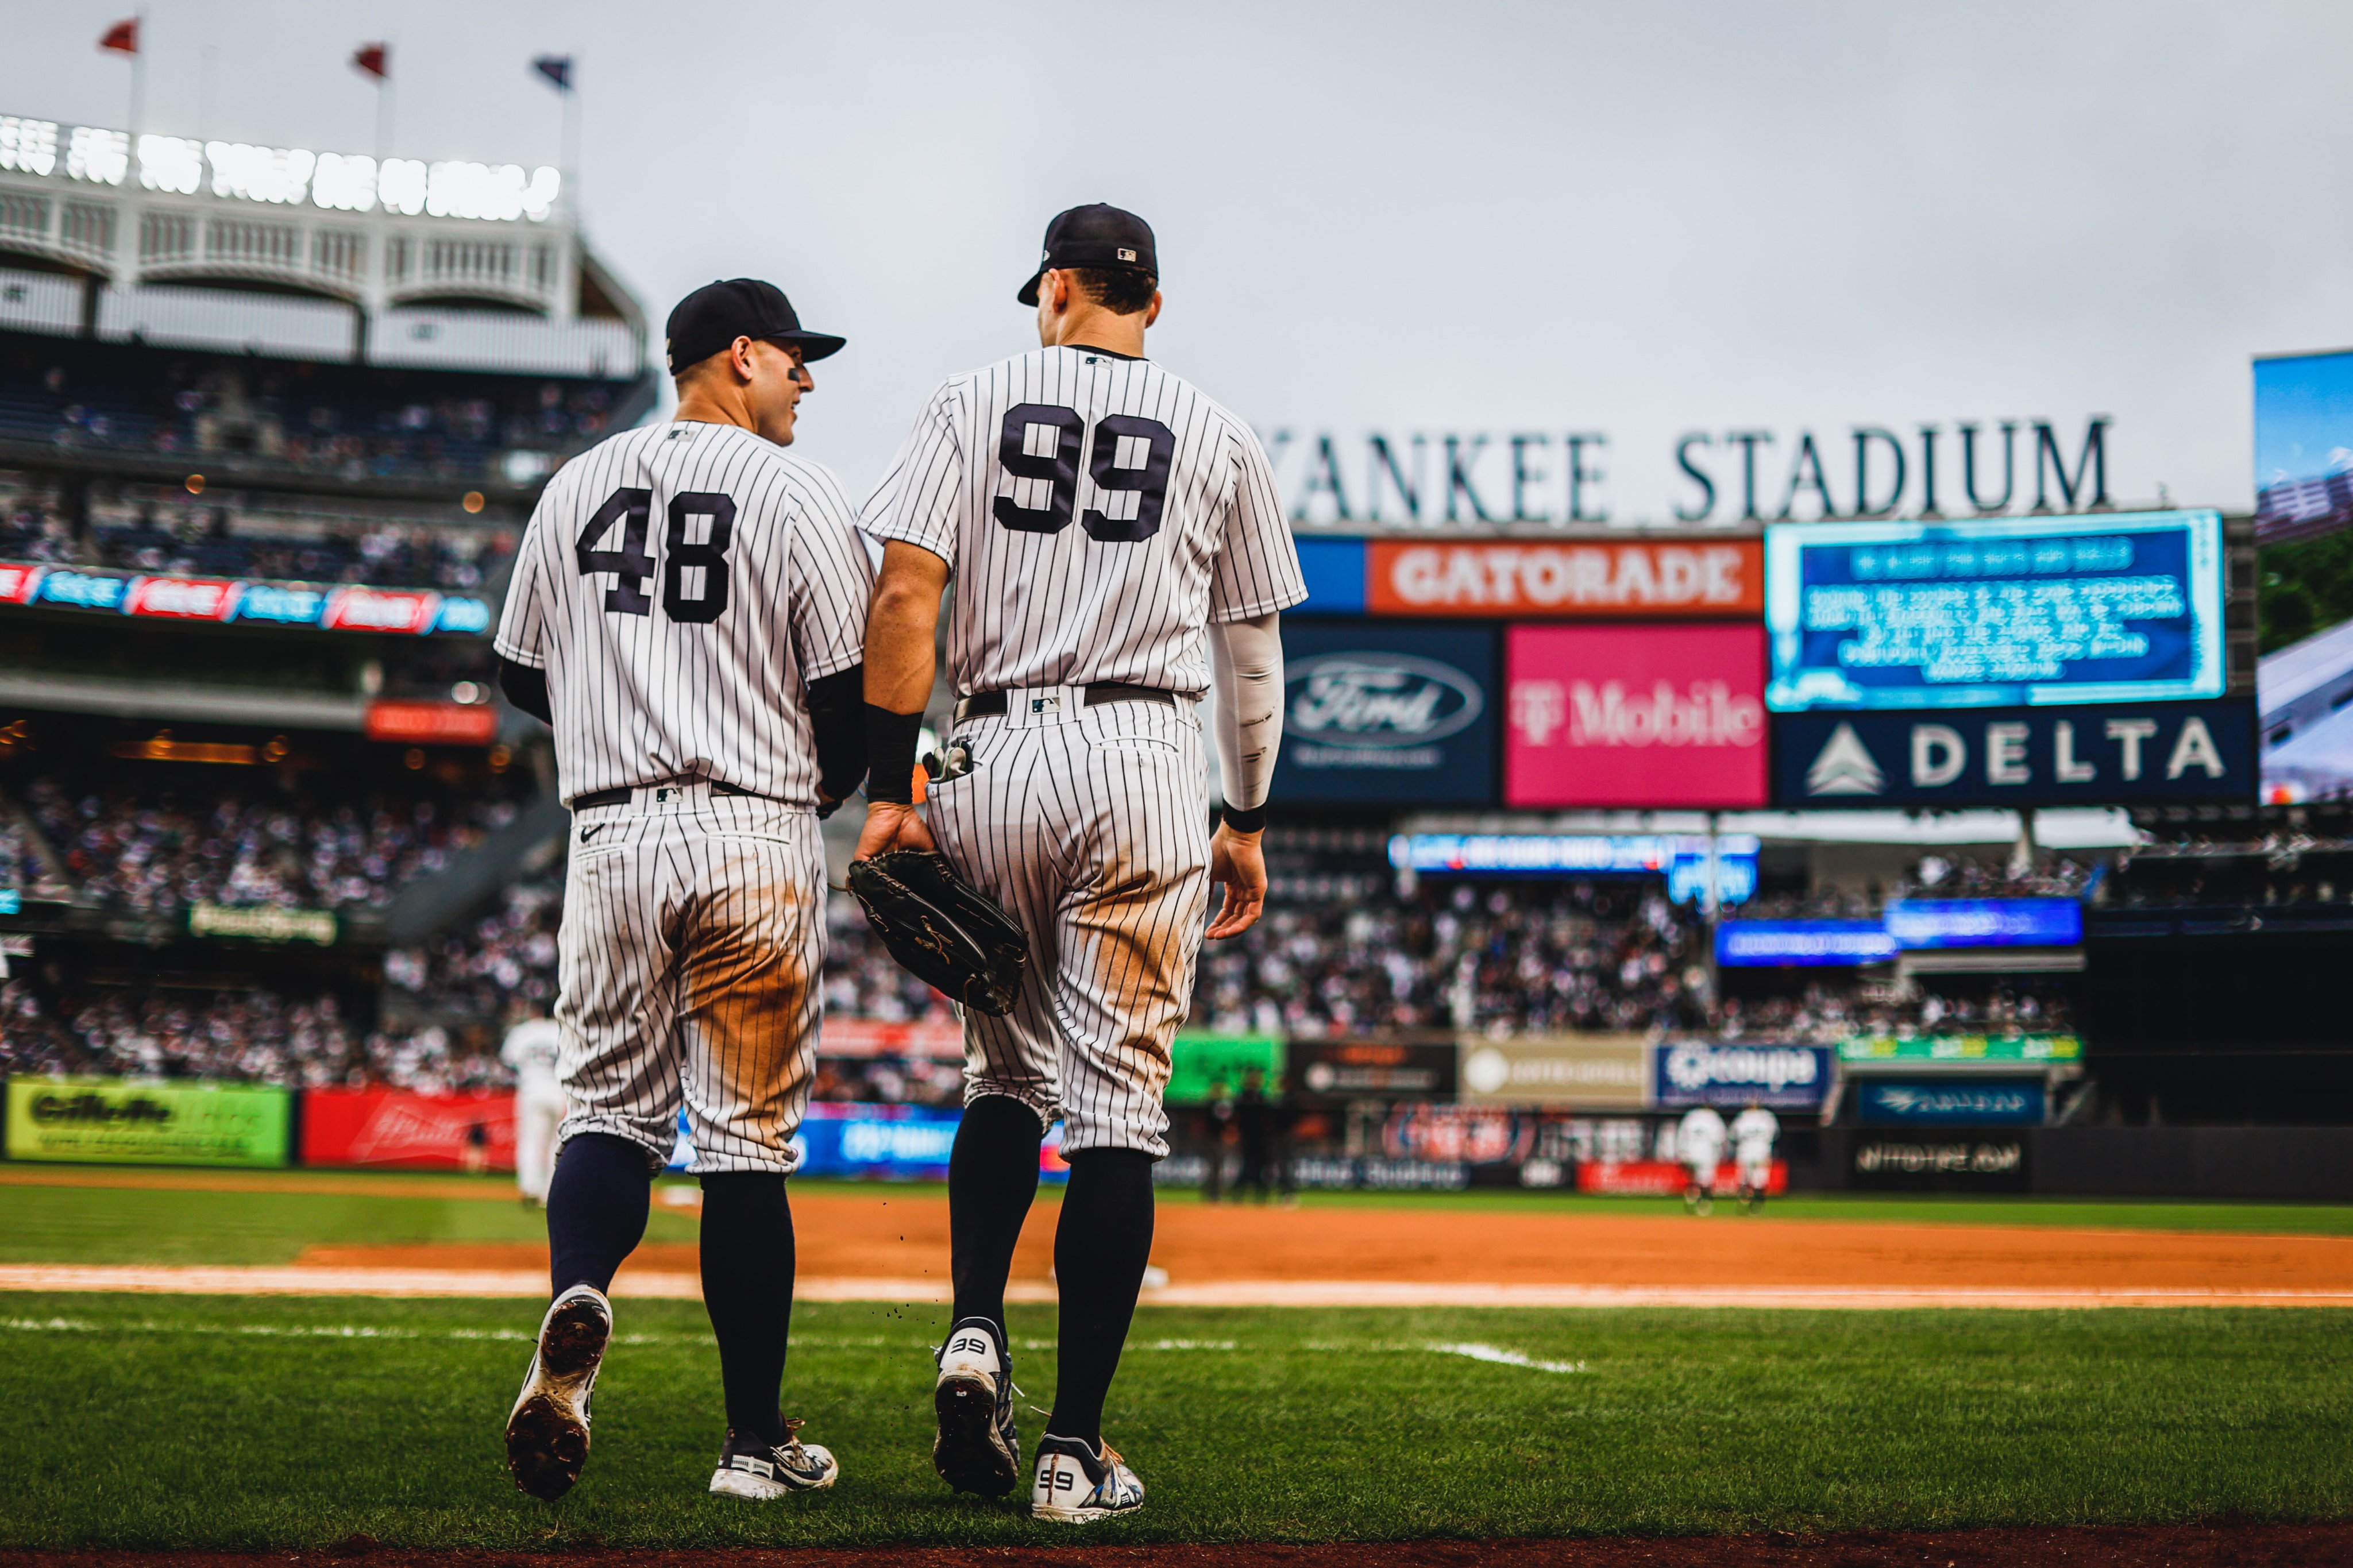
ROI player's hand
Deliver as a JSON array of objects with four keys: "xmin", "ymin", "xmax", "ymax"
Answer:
[
  {"xmin": 1205, "ymin": 822, "xmax": 1266, "ymax": 939},
  {"xmin": 854, "ymin": 800, "xmax": 935, "ymax": 860}
]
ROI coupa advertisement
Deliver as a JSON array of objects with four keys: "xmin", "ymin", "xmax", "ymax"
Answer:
[
  {"xmin": 4, "ymin": 1077, "xmax": 290, "ymax": 1167},
  {"xmin": 1653, "ymin": 1041, "xmax": 1834, "ymax": 1111},
  {"xmin": 2252, "ymin": 349, "xmax": 2353, "ymax": 803},
  {"xmin": 1271, "ymin": 621, "xmax": 1496, "ymax": 805},
  {"xmin": 1505, "ymin": 623, "xmax": 1769, "ymax": 809}
]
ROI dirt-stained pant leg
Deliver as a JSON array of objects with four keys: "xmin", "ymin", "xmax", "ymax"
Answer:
[
  {"xmin": 925, "ymin": 712, "xmax": 1078, "ymax": 1129},
  {"xmin": 1056, "ymin": 701, "xmax": 1212, "ymax": 1158},
  {"xmin": 674, "ymin": 801, "xmax": 828, "ymax": 1175},
  {"xmin": 553, "ymin": 809, "xmax": 687, "ymax": 1168}
]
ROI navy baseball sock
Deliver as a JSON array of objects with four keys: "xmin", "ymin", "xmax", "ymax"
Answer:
[
  {"xmin": 699, "ymin": 1171, "xmax": 797, "ymax": 1443},
  {"xmin": 948, "ymin": 1095, "xmax": 1044, "ymax": 1339},
  {"xmin": 545, "ymin": 1132, "xmax": 652, "ymax": 1296},
  {"xmin": 1046, "ymin": 1148, "xmax": 1156, "ymax": 1446}
]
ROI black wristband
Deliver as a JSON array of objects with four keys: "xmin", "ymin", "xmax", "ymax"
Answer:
[
  {"xmin": 863, "ymin": 705, "xmax": 924, "ymax": 804},
  {"xmin": 1222, "ymin": 802, "xmax": 1267, "ymax": 834}
]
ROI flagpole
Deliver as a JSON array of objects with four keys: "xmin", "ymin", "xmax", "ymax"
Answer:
[
  {"xmin": 376, "ymin": 38, "xmax": 397, "ymax": 163},
  {"xmin": 129, "ymin": 6, "xmax": 147, "ymax": 136},
  {"xmin": 563, "ymin": 59, "xmax": 580, "ymax": 217}
]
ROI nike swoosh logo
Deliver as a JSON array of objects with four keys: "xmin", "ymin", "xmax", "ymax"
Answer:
[{"xmin": 579, "ymin": 824, "xmax": 603, "ymax": 843}]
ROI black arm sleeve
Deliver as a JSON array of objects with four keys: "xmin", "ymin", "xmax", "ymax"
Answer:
[
  {"xmin": 497, "ymin": 654, "xmax": 551, "ymax": 725},
  {"xmin": 807, "ymin": 664, "xmax": 867, "ymax": 802}
]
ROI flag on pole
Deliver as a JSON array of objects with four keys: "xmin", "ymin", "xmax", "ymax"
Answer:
[
  {"xmin": 532, "ymin": 56, "xmax": 574, "ymax": 92},
  {"xmin": 352, "ymin": 42, "xmax": 389, "ymax": 81},
  {"xmin": 98, "ymin": 18, "xmax": 139, "ymax": 54}
]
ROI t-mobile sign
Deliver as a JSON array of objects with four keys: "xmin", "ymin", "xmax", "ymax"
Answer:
[{"xmin": 1505, "ymin": 623, "xmax": 1769, "ymax": 808}]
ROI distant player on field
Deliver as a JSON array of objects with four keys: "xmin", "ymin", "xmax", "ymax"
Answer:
[
  {"xmin": 1677, "ymin": 1102, "xmax": 1727, "ymax": 1215},
  {"xmin": 854, "ymin": 204, "xmax": 1305, "ymax": 1521},
  {"xmin": 1730, "ymin": 1098, "xmax": 1780, "ymax": 1213},
  {"xmin": 500, "ymin": 1007, "xmax": 566, "ymax": 1206},
  {"xmin": 491, "ymin": 279, "xmax": 872, "ymax": 1504}
]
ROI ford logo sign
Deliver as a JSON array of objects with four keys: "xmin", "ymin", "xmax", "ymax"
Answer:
[{"xmin": 1286, "ymin": 653, "xmax": 1483, "ymax": 748}]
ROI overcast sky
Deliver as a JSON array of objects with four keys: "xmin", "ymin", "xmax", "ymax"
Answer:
[{"xmin": 7, "ymin": 1, "xmax": 2352, "ymax": 522}]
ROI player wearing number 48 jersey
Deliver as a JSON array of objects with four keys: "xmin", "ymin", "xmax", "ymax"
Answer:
[
  {"xmin": 491, "ymin": 278, "xmax": 870, "ymax": 1505},
  {"xmin": 854, "ymin": 204, "xmax": 1306, "ymax": 1521}
]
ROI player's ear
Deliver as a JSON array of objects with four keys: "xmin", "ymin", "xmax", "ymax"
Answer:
[{"xmin": 1144, "ymin": 291, "xmax": 1162, "ymax": 329}]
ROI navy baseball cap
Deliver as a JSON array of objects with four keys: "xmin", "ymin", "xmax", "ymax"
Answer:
[
  {"xmin": 1016, "ymin": 204, "xmax": 1158, "ymax": 307},
  {"xmin": 665, "ymin": 279, "xmax": 844, "ymax": 376}
]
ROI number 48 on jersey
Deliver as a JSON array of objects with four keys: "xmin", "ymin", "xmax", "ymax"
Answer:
[{"xmin": 576, "ymin": 487, "xmax": 738, "ymax": 624}]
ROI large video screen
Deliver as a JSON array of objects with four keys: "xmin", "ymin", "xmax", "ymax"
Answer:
[
  {"xmin": 1764, "ymin": 511, "xmax": 2227, "ymax": 712},
  {"xmin": 2252, "ymin": 349, "xmax": 2353, "ymax": 802}
]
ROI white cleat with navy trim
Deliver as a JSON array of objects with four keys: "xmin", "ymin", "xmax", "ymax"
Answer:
[
  {"xmin": 708, "ymin": 1420, "xmax": 840, "ymax": 1499},
  {"xmin": 504, "ymin": 1284, "xmax": 613, "ymax": 1501},
  {"xmin": 1030, "ymin": 1433, "xmax": 1145, "ymax": 1523}
]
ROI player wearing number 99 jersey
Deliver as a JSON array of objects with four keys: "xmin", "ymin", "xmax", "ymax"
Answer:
[
  {"xmin": 491, "ymin": 279, "xmax": 870, "ymax": 1505},
  {"xmin": 853, "ymin": 204, "xmax": 1305, "ymax": 1518}
]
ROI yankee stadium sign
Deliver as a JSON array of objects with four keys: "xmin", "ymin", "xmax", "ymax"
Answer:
[{"xmin": 1268, "ymin": 417, "xmax": 2112, "ymax": 530}]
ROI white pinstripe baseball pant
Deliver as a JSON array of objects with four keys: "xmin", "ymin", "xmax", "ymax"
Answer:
[
  {"xmin": 553, "ymin": 782, "xmax": 826, "ymax": 1175},
  {"xmin": 926, "ymin": 690, "xmax": 1212, "ymax": 1158}
]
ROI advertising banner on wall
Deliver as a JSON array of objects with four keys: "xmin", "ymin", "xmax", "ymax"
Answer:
[
  {"xmin": 1857, "ymin": 1080, "xmax": 2047, "ymax": 1126},
  {"xmin": 1653, "ymin": 1041, "xmax": 1833, "ymax": 1110},
  {"xmin": 1772, "ymin": 700, "xmax": 2255, "ymax": 808},
  {"xmin": 1367, "ymin": 539, "xmax": 1764, "ymax": 618},
  {"xmin": 2252, "ymin": 350, "xmax": 2353, "ymax": 803},
  {"xmin": 1272, "ymin": 621, "xmax": 1496, "ymax": 805},
  {"xmin": 1504, "ymin": 623, "xmax": 1769, "ymax": 808},
  {"xmin": 1882, "ymin": 898, "xmax": 2082, "ymax": 948},
  {"xmin": 1455, "ymin": 1035, "xmax": 1650, "ymax": 1109},
  {"xmin": 299, "ymin": 1088, "xmax": 516, "ymax": 1170},
  {"xmin": 1764, "ymin": 511, "xmax": 2227, "ymax": 712},
  {"xmin": 1837, "ymin": 1033, "xmax": 2082, "ymax": 1067},
  {"xmin": 1849, "ymin": 1135, "xmax": 2030, "ymax": 1191},
  {"xmin": 1287, "ymin": 1038, "xmax": 1459, "ymax": 1104},
  {"xmin": 0, "ymin": 562, "xmax": 492, "ymax": 637},
  {"xmin": 1167, "ymin": 1034, "xmax": 1284, "ymax": 1106},
  {"xmin": 1716, "ymin": 919, "xmax": 1897, "ymax": 967},
  {"xmin": 4, "ymin": 1077, "xmax": 290, "ymax": 1167}
]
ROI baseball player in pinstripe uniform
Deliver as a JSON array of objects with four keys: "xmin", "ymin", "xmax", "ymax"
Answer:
[
  {"xmin": 491, "ymin": 279, "xmax": 873, "ymax": 1504},
  {"xmin": 854, "ymin": 204, "xmax": 1306, "ymax": 1521}
]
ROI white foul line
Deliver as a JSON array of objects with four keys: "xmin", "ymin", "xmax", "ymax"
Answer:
[{"xmin": 0, "ymin": 1265, "xmax": 2349, "ymax": 1310}]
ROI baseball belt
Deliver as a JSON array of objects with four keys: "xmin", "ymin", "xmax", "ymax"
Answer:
[{"xmin": 952, "ymin": 683, "xmax": 1180, "ymax": 723}]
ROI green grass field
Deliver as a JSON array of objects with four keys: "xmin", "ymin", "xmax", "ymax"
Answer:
[
  {"xmin": 1, "ymin": 1171, "xmax": 2350, "ymax": 1550},
  {"xmin": 2, "ymin": 1295, "xmax": 2350, "ymax": 1550}
]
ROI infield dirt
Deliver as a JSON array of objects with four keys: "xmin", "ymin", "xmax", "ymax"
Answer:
[{"xmin": 277, "ymin": 1187, "xmax": 2353, "ymax": 1296}]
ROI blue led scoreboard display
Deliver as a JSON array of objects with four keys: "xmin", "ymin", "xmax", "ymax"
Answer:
[{"xmin": 1765, "ymin": 511, "xmax": 2226, "ymax": 712}]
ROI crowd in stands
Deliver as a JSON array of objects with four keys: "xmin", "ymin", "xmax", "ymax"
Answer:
[
  {"xmin": 0, "ymin": 488, "xmax": 514, "ymax": 593},
  {"xmin": 0, "ymin": 975, "xmax": 519, "ymax": 1092},
  {"xmin": 1192, "ymin": 879, "xmax": 1710, "ymax": 1037},
  {"xmin": 2100, "ymin": 829, "xmax": 2353, "ymax": 909},
  {"xmin": 1714, "ymin": 978, "xmax": 2074, "ymax": 1044},
  {"xmin": 1, "ymin": 339, "xmax": 627, "ymax": 485},
  {"xmin": 18, "ymin": 774, "xmax": 521, "ymax": 915},
  {"xmin": 1728, "ymin": 853, "xmax": 2099, "ymax": 922}
]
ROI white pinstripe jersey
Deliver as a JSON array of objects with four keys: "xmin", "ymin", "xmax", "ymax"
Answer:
[
  {"xmin": 859, "ymin": 345, "xmax": 1306, "ymax": 694},
  {"xmin": 495, "ymin": 420, "xmax": 874, "ymax": 808}
]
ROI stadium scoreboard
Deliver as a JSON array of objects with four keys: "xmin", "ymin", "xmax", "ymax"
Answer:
[{"xmin": 1765, "ymin": 510, "xmax": 2227, "ymax": 712}]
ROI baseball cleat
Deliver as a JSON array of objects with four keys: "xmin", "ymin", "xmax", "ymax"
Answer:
[
  {"xmin": 1031, "ymin": 1433, "xmax": 1145, "ymax": 1523},
  {"xmin": 708, "ymin": 1420, "xmax": 840, "ymax": 1499},
  {"xmin": 505, "ymin": 1284, "xmax": 613, "ymax": 1501},
  {"xmin": 932, "ymin": 1315, "xmax": 1021, "ymax": 1496}
]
